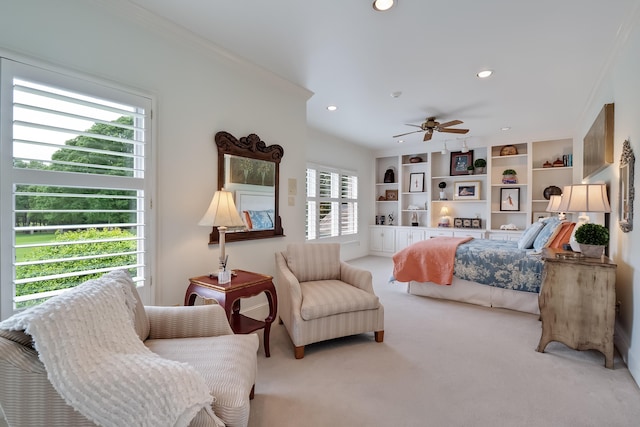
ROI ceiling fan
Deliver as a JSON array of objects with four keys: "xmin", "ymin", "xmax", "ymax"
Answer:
[{"xmin": 393, "ymin": 117, "xmax": 469, "ymax": 141}]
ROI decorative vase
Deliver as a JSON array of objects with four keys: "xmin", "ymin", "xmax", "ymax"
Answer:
[
  {"xmin": 502, "ymin": 174, "xmax": 517, "ymax": 184},
  {"xmin": 579, "ymin": 244, "xmax": 604, "ymax": 258}
]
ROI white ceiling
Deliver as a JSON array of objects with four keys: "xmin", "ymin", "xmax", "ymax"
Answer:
[{"xmin": 127, "ymin": 0, "xmax": 639, "ymax": 152}]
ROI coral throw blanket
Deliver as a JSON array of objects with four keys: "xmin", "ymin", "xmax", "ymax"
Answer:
[{"xmin": 393, "ymin": 236, "xmax": 473, "ymax": 285}]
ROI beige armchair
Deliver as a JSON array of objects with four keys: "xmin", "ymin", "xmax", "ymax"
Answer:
[
  {"xmin": 0, "ymin": 270, "xmax": 258, "ymax": 427},
  {"xmin": 275, "ymin": 243, "xmax": 384, "ymax": 359}
]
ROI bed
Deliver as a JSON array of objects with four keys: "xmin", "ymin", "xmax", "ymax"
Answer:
[{"xmin": 392, "ymin": 219, "xmax": 576, "ymax": 315}]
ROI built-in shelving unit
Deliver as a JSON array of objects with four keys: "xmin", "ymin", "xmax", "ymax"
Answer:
[{"xmin": 370, "ymin": 138, "xmax": 574, "ymax": 256}]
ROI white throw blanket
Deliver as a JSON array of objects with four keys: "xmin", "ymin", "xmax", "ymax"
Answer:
[{"xmin": 0, "ymin": 271, "xmax": 216, "ymax": 427}]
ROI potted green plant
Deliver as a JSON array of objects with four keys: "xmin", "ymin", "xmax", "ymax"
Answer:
[
  {"xmin": 474, "ymin": 158, "xmax": 486, "ymax": 174},
  {"xmin": 502, "ymin": 169, "xmax": 517, "ymax": 184},
  {"xmin": 466, "ymin": 165, "xmax": 475, "ymax": 174},
  {"xmin": 574, "ymin": 223, "xmax": 609, "ymax": 258}
]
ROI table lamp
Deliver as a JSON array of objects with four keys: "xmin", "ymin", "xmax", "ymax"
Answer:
[
  {"xmin": 545, "ymin": 194, "xmax": 566, "ymax": 220},
  {"xmin": 438, "ymin": 206, "xmax": 450, "ymax": 227},
  {"xmin": 557, "ymin": 184, "xmax": 611, "ymax": 251},
  {"xmin": 198, "ymin": 189, "xmax": 245, "ymax": 282}
]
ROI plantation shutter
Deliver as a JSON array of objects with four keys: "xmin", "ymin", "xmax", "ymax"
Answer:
[
  {"xmin": 305, "ymin": 164, "xmax": 358, "ymax": 240},
  {"xmin": 0, "ymin": 59, "xmax": 153, "ymax": 319}
]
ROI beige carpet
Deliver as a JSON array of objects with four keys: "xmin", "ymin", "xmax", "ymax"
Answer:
[{"xmin": 248, "ymin": 255, "xmax": 640, "ymax": 427}]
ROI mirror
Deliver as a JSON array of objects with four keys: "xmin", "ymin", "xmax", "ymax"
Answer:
[
  {"xmin": 207, "ymin": 131, "xmax": 284, "ymax": 244},
  {"xmin": 619, "ymin": 139, "xmax": 634, "ymax": 233}
]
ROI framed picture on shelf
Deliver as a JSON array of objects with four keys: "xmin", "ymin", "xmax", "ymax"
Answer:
[
  {"xmin": 500, "ymin": 188, "xmax": 520, "ymax": 211},
  {"xmin": 385, "ymin": 189, "xmax": 398, "ymax": 201},
  {"xmin": 450, "ymin": 151, "xmax": 474, "ymax": 176},
  {"xmin": 453, "ymin": 181, "xmax": 481, "ymax": 200},
  {"xmin": 409, "ymin": 172, "xmax": 425, "ymax": 192}
]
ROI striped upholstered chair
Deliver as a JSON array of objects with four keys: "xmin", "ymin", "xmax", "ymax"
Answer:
[{"xmin": 275, "ymin": 243, "xmax": 384, "ymax": 359}]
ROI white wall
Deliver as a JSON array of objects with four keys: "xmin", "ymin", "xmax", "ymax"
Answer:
[
  {"xmin": 307, "ymin": 127, "xmax": 374, "ymax": 260},
  {"xmin": 0, "ymin": 0, "xmax": 310, "ymax": 307},
  {"xmin": 572, "ymin": 8, "xmax": 640, "ymax": 383}
]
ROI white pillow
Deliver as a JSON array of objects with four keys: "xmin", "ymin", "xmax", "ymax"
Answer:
[{"xmin": 517, "ymin": 222, "xmax": 545, "ymax": 250}]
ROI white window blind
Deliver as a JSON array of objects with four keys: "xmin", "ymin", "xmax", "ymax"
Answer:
[
  {"xmin": 306, "ymin": 164, "xmax": 358, "ymax": 240},
  {"xmin": 0, "ymin": 59, "xmax": 153, "ymax": 319}
]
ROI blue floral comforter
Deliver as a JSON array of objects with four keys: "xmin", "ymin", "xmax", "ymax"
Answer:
[{"xmin": 453, "ymin": 239, "xmax": 543, "ymax": 293}]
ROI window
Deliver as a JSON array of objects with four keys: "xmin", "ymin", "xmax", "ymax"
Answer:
[
  {"xmin": 0, "ymin": 59, "xmax": 153, "ymax": 319},
  {"xmin": 306, "ymin": 164, "xmax": 358, "ymax": 240}
]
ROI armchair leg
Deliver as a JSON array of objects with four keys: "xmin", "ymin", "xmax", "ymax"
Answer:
[
  {"xmin": 375, "ymin": 330, "xmax": 384, "ymax": 343},
  {"xmin": 294, "ymin": 345, "xmax": 305, "ymax": 359},
  {"xmin": 250, "ymin": 384, "xmax": 255, "ymax": 400}
]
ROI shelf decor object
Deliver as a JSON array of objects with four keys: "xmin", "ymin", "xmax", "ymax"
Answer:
[
  {"xmin": 500, "ymin": 145, "xmax": 518, "ymax": 156},
  {"xmin": 450, "ymin": 151, "xmax": 474, "ymax": 176},
  {"xmin": 385, "ymin": 189, "xmax": 398, "ymax": 201},
  {"xmin": 500, "ymin": 188, "xmax": 520, "ymax": 211},
  {"xmin": 502, "ymin": 169, "xmax": 518, "ymax": 184},
  {"xmin": 409, "ymin": 172, "xmax": 425, "ymax": 192},
  {"xmin": 453, "ymin": 181, "xmax": 481, "ymax": 200},
  {"xmin": 583, "ymin": 103, "xmax": 614, "ymax": 179}
]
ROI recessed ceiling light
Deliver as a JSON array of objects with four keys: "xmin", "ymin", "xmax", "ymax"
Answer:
[
  {"xmin": 476, "ymin": 70, "xmax": 493, "ymax": 79},
  {"xmin": 397, "ymin": 139, "xmax": 404, "ymax": 144},
  {"xmin": 501, "ymin": 126, "xmax": 511, "ymax": 131},
  {"xmin": 391, "ymin": 91, "xmax": 402, "ymax": 98},
  {"xmin": 326, "ymin": 105, "xmax": 338, "ymax": 111},
  {"xmin": 373, "ymin": 0, "xmax": 395, "ymax": 11}
]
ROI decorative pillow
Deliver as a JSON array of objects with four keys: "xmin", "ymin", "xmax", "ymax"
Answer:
[
  {"xmin": 242, "ymin": 211, "xmax": 253, "ymax": 229},
  {"xmin": 246, "ymin": 209, "xmax": 274, "ymax": 230},
  {"xmin": 517, "ymin": 222, "xmax": 545, "ymax": 250},
  {"xmin": 533, "ymin": 217, "xmax": 563, "ymax": 251},
  {"xmin": 547, "ymin": 222, "xmax": 576, "ymax": 249}
]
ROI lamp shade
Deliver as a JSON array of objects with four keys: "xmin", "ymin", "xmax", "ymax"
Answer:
[
  {"xmin": 545, "ymin": 195, "xmax": 563, "ymax": 212},
  {"xmin": 440, "ymin": 206, "xmax": 449, "ymax": 216},
  {"xmin": 557, "ymin": 184, "xmax": 611, "ymax": 213},
  {"xmin": 198, "ymin": 189, "xmax": 245, "ymax": 228}
]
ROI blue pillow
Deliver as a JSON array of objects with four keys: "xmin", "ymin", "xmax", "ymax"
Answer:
[
  {"xmin": 247, "ymin": 209, "xmax": 274, "ymax": 230},
  {"xmin": 517, "ymin": 222, "xmax": 545, "ymax": 250},
  {"xmin": 533, "ymin": 217, "xmax": 563, "ymax": 251}
]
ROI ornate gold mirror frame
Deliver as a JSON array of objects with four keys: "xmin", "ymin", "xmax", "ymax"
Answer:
[
  {"xmin": 206, "ymin": 131, "xmax": 284, "ymax": 244},
  {"xmin": 619, "ymin": 139, "xmax": 634, "ymax": 233}
]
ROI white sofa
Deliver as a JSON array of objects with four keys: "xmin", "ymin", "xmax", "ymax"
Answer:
[{"xmin": 0, "ymin": 270, "xmax": 258, "ymax": 427}]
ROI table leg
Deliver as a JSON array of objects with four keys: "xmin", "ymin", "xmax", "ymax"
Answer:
[{"xmin": 263, "ymin": 288, "xmax": 278, "ymax": 358}]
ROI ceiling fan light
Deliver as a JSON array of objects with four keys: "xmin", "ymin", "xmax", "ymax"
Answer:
[{"xmin": 373, "ymin": 0, "xmax": 395, "ymax": 11}]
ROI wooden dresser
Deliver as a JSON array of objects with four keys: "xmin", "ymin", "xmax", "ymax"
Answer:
[{"xmin": 536, "ymin": 248, "xmax": 617, "ymax": 368}]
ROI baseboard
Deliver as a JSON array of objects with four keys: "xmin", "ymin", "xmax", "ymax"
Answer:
[{"xmin": 615, "ymin": 320, "xmax": 639, "ymax": 388}]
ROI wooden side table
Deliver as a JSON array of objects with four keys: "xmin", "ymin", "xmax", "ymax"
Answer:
[
  {"xmin": 536, "ymin": 248, "xmax": 617, "ymax": 368},
  {"xmin": 185, "ymin": 270, "xmax": 278, "ymax": 357}
]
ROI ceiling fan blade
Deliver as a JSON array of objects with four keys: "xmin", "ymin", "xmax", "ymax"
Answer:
[
  {"xmin": 393, "ymin": 130, "xmax": 422, "ymax": 138},
  {"xmin": 404, "ymin": 123, "xmax": 423, "ymax": 128},
  {"xmin": 439, "ymin": 128, "xmax": 469, "ymax": 134},
  {"xmin": 423, "ymin": 132, "xmax": 433, "ymax": 142},
  {"xmin": 438, "ymin": 120, "xmax": 463, "ymax": 128}
]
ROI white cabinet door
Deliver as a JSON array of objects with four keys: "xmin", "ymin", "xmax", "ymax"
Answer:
[
  {"xmin": 396, "ymin": 228, "xmax": 426, "ymax": 251},
  {"xmin": 370, "ymin": 226, "xmax": 396, "ymax": 254}
]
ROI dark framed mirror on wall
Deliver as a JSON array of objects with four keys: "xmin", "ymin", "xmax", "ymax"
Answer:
[{"xmin": 206, "ymin": 131, "xmax": 284, "ymax": 244}]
